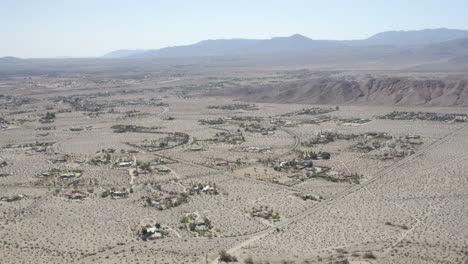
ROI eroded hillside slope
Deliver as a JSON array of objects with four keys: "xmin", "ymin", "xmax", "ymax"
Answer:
[{"xmin": 231, "ymin": 77, "xmax": 468, "ymax": 106}]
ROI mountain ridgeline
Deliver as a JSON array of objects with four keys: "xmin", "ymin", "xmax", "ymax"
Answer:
[
  {"xmin": 228, "ymin": 77, "xmax": 468, "ymax": 106},
  {"xmin": 104, "ymin": 28, "xmax": 468, "ymax": 58}
]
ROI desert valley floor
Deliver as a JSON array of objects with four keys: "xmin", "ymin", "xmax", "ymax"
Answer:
[{"xmin": 0, "ymin": 73, "xmax": 467, "ymax": 264}]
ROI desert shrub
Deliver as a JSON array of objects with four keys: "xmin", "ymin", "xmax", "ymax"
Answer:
[
  {"xmin": 219, "ymin": 250, "xmax": 237, "ymax": 262},
  {"xmin": 188, "ymin": 223, "xmax": 196, "ymax": 231},
  {"xmin": 244, "ymin": 256, "xmax": 254, "ymax": 264},
  {"xmin": 363, "ymin": 251, "xmax": 377, "ymax": 259}
]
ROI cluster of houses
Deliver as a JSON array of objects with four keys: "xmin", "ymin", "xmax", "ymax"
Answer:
[
  {"xmin": 273, "ymin": 159, "xmax": 315, "ymax": 172},
  {"xmin": 189, "ymin": 183, "xmax": 219, "ymax": 195},
  {"xmin": 377, "ymin": 136, "xmax": 421, "ymax": 160},
  {"xmin": 39, "ymin": 112, "xmax": 56, "ymax": 124},
  {"xmin": 340, "ymin": 118, "xmax": 371, "ymax": 126},
  {"xmin": 272, "ymin": 166, "xmax": 330, "ymax": 185},
  {"xmin": 40, "ymin": 171, "xmax": 76, "ymax": 179},
  {"xmin": 350, "ymin": 133, "xmax": 422, "ymax": 160},
  {"xmin": 89, "ymin": 150, "xmax": 113, "ymax": 165},
  {"xmin": 101, "ymin": 188, "xmax": 130, "ymax": 199},
  {"xmin": 212, "ymin": 131, "xmax": 245, "ymax": 144},
  {"xmin": 39, "ymin": 168, "xmax": 82, "ymax": 181},
  {"xmin": 302, "ymin": 131, "xmax": 359, "ymax": 147},
  {"xmin": 244, "ymin": 146, "xmax": 271, "ymax": 153},
  {"xmin": 282, "ymin": 107, "xmax": 335, "ymax": 117},
  {"xmin": 140, "ymin": 224, "xmax": 165, "ymax": 240},
  {"xmin": 300, "ymin": 151, "xmax": 331, "ymax": 160},
  {"xmin": 322, "ymin": 171, "xmax": 362, "ymax": 184},
  {"xmin": 350, "ymin": 133, "xmax": 394, "ymax": 153},
  {"xmin": 181, "ymin": 212, "xmax": 214, "ymax": 236},
  {"xmin": 208, "ymin": 103, "xmax": 258, "ymax": 111},
  {"xmin": 36, "ymin": 126, "xmax": 56, "ymax": 131},
  {"xmin": 64, "ymin": 190, "xmax": 87, "ymax": 200},
  {"xmin": 198, "ymin": 118, "xmax": 226, "ymax": 125},
  {"xmin": 138, "ymin": 132, "xmax": 189, "ymax": 152},
  {"xmin": 298, "ymin": 192, "xmax": 323, "ymax": 201},
  {"xmin": 240, "ymin": 121, "xmax": 276, "ymax": 135},
  {"xmin": 147, "ymin": 193, "xmax": 188, "ymax": 210},
  {"xmin": 381, "ymin": 111, "xmax": 468, "ymax": 123},
  {"xmin": 51, "ymin": 155, "xmax": 68, "ymax": 164},
  {"xmin": 111, "ymin": 124, "xmax": 162, "ymax": 133},
  {"xmin": 250, "ymin": 206, "xmax": 280, "ymax": 222},
  {"xmin": 4, "ymin": 142, "xmax": 55, "ymax": 154},
  {"xmin": 227, "ymin": 116, "xmax": 263, "ymax": 122},
  {"xmin": 1, "ymin": 96, "xmax": 36, "ymax": 108},
  {"xmin": 269, "ymin": 157, "xmax": 363, "ymax": 185}
]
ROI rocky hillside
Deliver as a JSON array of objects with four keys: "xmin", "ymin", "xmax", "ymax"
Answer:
[{"xmin": 232, "ymin": 77, "xmax": 468, "ymax": 106}]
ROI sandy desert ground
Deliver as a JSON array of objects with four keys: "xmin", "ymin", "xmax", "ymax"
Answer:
[{"xmin": 0, "ymin": 69, "xmax": 467, "ymax": 264}]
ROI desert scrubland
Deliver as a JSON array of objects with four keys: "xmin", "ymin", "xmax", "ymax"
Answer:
[{"xmin": 0, "ymin": 65, "xmax": 467, "ymax": 264}]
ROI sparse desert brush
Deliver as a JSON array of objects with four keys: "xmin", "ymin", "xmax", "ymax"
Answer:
[{"xmin": 363, "ymin": 252, "xmax": 377, "ymax": 259}]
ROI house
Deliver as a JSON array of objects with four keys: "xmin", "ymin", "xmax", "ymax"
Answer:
[
  {"xmin": 60, "ymin": 173, "xmax": 75, "ymax": 179},
  {"xmin": 202, "ymin": 185, "xmax": 214, "ymax": 192},
  {"xmin": 65, "ymin": 191, "xmax": 86, "ymax": 200},
  {"xmin": 51, "ymin": 157, "xmax": 67, "ymax": 163},
  {"xmin": 190, "ymin": 147, "xmax": 203, "ymax": 151},
  {"xmin": 157, "ymin": 168, "xmax": 171, "ymax": 173},
  {"xmin": 299, "ymin": 193, "xmax": 320, "ymax": 200},
  {"xmin": 216, "ymin": 161, "xmax": 229, "ymax": 166},
  {"xmin": 150, "ymin": 195, "xmax": 179, "ymax": 209},
  {"xmin": 254, "ymin": 211, "xmax": 272, "ymax": 219},
  {"xmin": 119, "ymin": 161, "xmax": 133, "ymax": 167},
  {"xmin": 150, "ymin": 232, "xmax": 162, "ymax": 239},
  {"xmin": 111, "ymin": 191, "xmax": 129, "ymax": 199},
  {"xmin": 394, "ymin": 152, "xmax": 405, "ymax": 158},
  {"xmin": 145, "ymin": 227, "xmax": 163, "ymax": 239},
  {"xmin": 1, "ymin": 194, "xmax": 24, "ymax": 202},
  {"xmin": 146, "ymin": 227, "xmax": 162, "ymax": 233},
  {"xmin": 194, "ymin": 217, "xmax": 205, "ymax": 226}
]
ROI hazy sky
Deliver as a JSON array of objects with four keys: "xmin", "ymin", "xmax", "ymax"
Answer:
[{"xmin": 2, "ymin": 0, "xmax": 468, "ymax": 58}]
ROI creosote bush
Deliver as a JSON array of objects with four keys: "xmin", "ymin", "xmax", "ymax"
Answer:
[{"xmin": 219, "ymin": 250, "xmax": 237, "ymax": 262}]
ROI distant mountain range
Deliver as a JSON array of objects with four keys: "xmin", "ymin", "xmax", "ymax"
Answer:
[
  {"xmin": 104, "ymin": 28, "xmax": 468, "ymax": 58},
  {"xmin": 0, "ymin": 56, "xmax": 22, "ymax": 63}
]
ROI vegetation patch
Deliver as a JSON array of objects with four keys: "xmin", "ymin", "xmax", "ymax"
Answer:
[
  {"xmin": 380, "ymin": 111, "xmax": 467, "ymax": 122},
  {"xmin": 208, "ymin": 104, "xmax": 258, "ymax": 111}
]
